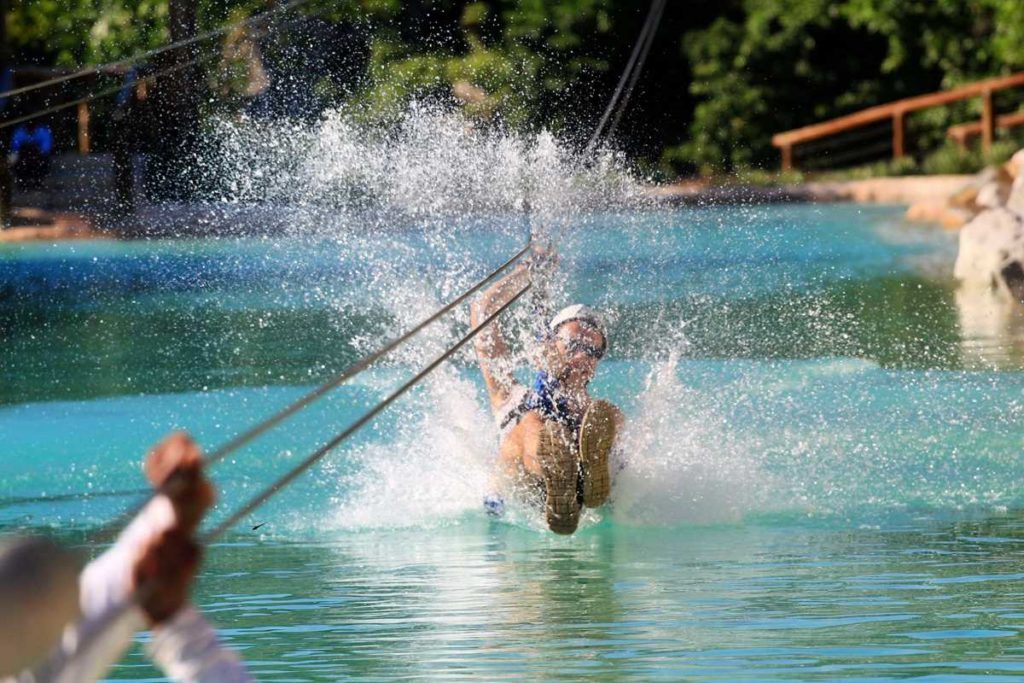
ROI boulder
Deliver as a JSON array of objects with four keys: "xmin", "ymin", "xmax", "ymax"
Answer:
[
  {"xmin": 954, "ymin": 207, "xmax": 1024, "ymax": 303},
  {"xmin": 949, "ymin": 165, "xmax": 1012, "ymax": 212},
  {"xmin": 1008, "ymin": 172, "xmax": 1024, "ymax": 215},
  {"xmin": 905, "ymin": 200, "xmax": 971, "ymax": 229},
  {"xmin": 1005, "ymin": 148, "xmax": 1024, "ymax": 180},
  {"xmin": 954, "ymin": 285, "xmax": 1024, "ymax": 369}
]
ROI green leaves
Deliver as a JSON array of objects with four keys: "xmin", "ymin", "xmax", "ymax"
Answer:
[
  {"xmin": 673, "ymin": 0, "xmax": 1024, "ymax": 172},
  {"xmin": 11, "ymin": 0, "xmax": 1024, "ymax": 174}
]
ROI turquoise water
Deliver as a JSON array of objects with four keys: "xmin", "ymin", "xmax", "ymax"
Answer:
[{"xmin": 4, "ymin": 203, "xmax": 1024, "ymax": 680}]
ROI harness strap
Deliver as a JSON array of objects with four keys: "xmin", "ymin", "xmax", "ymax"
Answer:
[{"xmin": 523, "ymin": 371, "xmax": 582, "ymax": 434}]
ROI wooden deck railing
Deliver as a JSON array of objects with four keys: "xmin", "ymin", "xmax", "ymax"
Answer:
[
  {"xmin": 947, "ymin": 111, "xmax": 1024, "ymax": 148},
  {"xmin": 771, "ymin": 72, "xmax": 1024, "ymax": 171}
]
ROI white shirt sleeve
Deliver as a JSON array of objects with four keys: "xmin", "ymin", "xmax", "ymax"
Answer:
[
  {"xmin": 146, "ymin": 606, "xmax": 253, "ymax": 683},
  {"xmin": 14, "ymin": 496, "xmax": 174, "ymax": 683},
  {"xmin": 12, "ymin": 494, "xmax": 252, "ymax": 683}
]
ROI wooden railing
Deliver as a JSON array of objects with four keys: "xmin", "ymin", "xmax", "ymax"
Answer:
[
  {"xmin": 8, "ymin": 66, "xmax": 130, "ymax": 156},
  {"xmin": 771, "ymin": 72, "xmax": 1024, "ymax": 171},
  {"xmin": 947, "ymin": 111, "xmax": 1024, "ymax": 148}
]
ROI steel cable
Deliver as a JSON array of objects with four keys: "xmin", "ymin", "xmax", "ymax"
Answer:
[
  {"xmin": 0, "ymin": 0, "xmax": 315, "ymax": 103},
  {"xmin": 0, "ymin": 55, "xmax": 218, "ymax": 131},
  {"xmin": 604, "ymin": 0, "xmax": 666, "ymax": 144},
  {"xmin": 585, "ymin": 0, "xmax": 666, "ymax": 156},
  {"xmin": 54, "ymin": 280, "xmax": 532, "ymax": 672},
  {"xmin": 202, "ymin": 281, "xmax": 531, "ymax": 543},
  {"xmin": 85, "ymin": 242, "xmax": 531, "ymax": 543}
]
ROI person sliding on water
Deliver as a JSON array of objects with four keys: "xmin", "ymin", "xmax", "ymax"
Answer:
[{"xmin": 471, "ymin": 250, "xmax": 623, "ymax": 534}]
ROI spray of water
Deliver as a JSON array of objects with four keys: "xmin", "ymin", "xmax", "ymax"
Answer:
[
  {"xmin": 210, "ymin": 102, "xmax": 762, "ymax": 531},
  {"xmin": 611, "ymin": 352, "xmax": 759, "ymax": 526},
  {"xmin": 205, "ymin": 103, "xmax": 1012, "ymax": 534},
  {"xmin": 214, "ymin": 102, "xmax": 641, "ymax": 233}
]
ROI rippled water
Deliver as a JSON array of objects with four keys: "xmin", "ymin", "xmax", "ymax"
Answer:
[{"xmin": 4, "ymin": 198, "xmax": 1024, "ymax": 680}]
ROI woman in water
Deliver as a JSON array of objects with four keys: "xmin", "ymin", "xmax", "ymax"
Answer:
[{"xmin": 470, "ymin": 255, "xmax": 622, "ymax": 534}]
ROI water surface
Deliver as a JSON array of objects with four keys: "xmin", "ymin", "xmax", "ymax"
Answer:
[{"xmin": 4, "ymin": 203, "xmax": 1024, "ymax": 681}]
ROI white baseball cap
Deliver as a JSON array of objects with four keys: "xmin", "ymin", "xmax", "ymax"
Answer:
[{"xmin": 549, "ymin": 304, "xmax": 607, "ymax": 348}]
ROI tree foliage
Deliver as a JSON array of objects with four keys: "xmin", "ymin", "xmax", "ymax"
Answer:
[
  {"xmin": 8, "ymin": 0, "xmax": 1024, "ymax": 174},
  {"xmin": 682, "ymin": 0, "xmax": 1024, "ymax": 172}
]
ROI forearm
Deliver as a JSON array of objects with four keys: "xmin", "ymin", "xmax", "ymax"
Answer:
[
  {"xmin": 472, "ymin": 265, "xmax": 530, "ymax": 357},
  {"xmin": 21, "ymin": 498, "xmax": 175, "ymax": 683},
  {"xmin": 472, "ymin": 266, "xmax": 530, "ymax": 327}
]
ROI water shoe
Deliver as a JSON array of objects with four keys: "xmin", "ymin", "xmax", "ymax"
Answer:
[
  {"xmin": 579, "ymin": 400, "xmax": 618, "ymax": 508},
  {"xmin": 537, "ymin": 420, "xmax": 581, "ymax": 534}
]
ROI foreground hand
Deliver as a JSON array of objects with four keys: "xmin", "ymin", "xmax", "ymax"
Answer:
[
  {"xmin": 133, "ymin": 432, "xmax": 215, "ymax": 625},
  {"xmin": 133, "ymin": 528, "xmax": 200, "ymax": 625},
  {"xmin": 144, "ymin": 432, "xmax": 215, "ymax": 536}
]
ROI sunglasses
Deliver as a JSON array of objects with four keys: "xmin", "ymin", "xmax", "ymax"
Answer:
[{"xmin": 556, "ymin": 335, "xmax": 605, "ymax": 360}]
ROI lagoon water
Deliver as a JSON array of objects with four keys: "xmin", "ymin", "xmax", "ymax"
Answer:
[{"xmin": 4, "ymin": 201, "xmax": 1024, "ymax": 681}]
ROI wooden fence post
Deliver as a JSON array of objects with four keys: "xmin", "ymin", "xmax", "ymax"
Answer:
[
  {"xmin": 780, "ymin": 143, "xmax": 793, "ymax": 172},
  {"xmin": 892, "ymin": 110, "xmax": 906, "ymax": 159},
  {"xmin": 981, "ymin": 89, "xmax": 995, "ymax": 153},
  {"xmin": 77, "ymin": 102, "xmax": 90, "ymax": 154}
]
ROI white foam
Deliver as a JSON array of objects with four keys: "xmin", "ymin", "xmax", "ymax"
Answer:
[
  {"xmin": 325, "ymin": 364, "xmax": 496, "ymax": 530},
  {"xmin": 611, "ymin": 353, "xmax": 760, "ymax": 526}
]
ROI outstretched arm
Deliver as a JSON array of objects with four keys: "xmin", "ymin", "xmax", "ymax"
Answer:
[{"xmin": 470, "ymin": 262, "xmax": 531, "ymax": 411}]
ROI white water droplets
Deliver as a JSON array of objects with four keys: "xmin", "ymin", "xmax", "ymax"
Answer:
[
  {"xmin": 212, "ymin": 102, "xmax": 644, "ymax": 232},
  {"xmin": 612, "ymin": 353, "xmax": 761, "ymax": 526}
]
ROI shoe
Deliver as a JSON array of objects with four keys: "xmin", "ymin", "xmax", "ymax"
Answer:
[
  {"xmin": 536, "ymin": 420, "xmax": 580, "ymax": 535},
  {"xmin": 579, "ymin": 400, "xmax": 617, "ymax": 508}
]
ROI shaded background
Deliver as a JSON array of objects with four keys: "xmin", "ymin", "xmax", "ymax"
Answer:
[{"xmin": 9, "ymin": 0, "xmax": 1024, "ymax": 178}]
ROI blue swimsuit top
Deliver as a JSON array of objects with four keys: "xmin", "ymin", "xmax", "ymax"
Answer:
[{"xmin": 522, "ymin": 371, "xmax": 582, "ymax": 434}]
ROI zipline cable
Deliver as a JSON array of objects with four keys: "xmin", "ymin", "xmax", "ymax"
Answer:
[
  {"xmin": 205, "ymin": 241, "xmax": 531, "ymax": 468},
  {"xmin": 584, "ymin": 0, "xmax": 666, "ymax": 156},
  {"xmin": 57, "ymin": 281, "xmax": 532, "ymax": 670},
  {"xmin": 8, "ymin": 242, "xmax": 530, "ymax": 516},
  {"xmin": 0, "ymin": 3, "xmax": 323, "ymax": 131},
  {"xmin": 88, "ymin": 242, "xmax": 532, "ymax": 543},
  {"xmin": 202, "ymin": 281, "xmax": 532, "ymax": 543},
  {"xmin": 0, "ymin": 54, "xmax": 218, "ymax": 131},
  {"xmin": 0, "ymin": 0, "xmax": 315, "ymax": 103},
  {"xmin": 605, "ymin": 0, "xmax": 665, "ymax": 143}
]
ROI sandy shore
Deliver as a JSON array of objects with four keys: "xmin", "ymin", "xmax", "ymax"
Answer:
[
  {"xmin": 650, "ymin": 175, "xmax": 973, "ymax": 206},
  {"xmin": 1, "ymin": 171, "xmax": 976, "ymax": 243},
  {"xmin": 0, "ymin": 208, "xmax": 110, "ymax": 243}
]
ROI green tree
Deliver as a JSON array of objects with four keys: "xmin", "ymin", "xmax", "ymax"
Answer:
[{"xmin": 677, "ymin": 0, "xmax": 1024, "ymax": 173}]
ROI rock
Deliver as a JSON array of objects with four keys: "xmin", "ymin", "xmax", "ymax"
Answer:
[
  {"xmin": 905, "ymin": 200, "xmax": 970, "ymax": 229},
  {"xmin": 0, "ymin": 209, "xmax": 101, "ymax": 243},
  {"xmin": 1005, "ymin": 148, "xmax": 1024, "ymax": 179},
  {"xmin": 976, "ymin": 180, "xmax": 1009, "ymax": 209},
  {"xmin": 1007, "ymin": 172, "xmax": 1024, "ymax": 215},
  {"xmin": 949, "ymin": 165, "xmax": 1011, "ymax": 212},
  {"xmin": 954, "ymin": 285, "xmax": 1024, "ymax": 368},
  {"xmin": 948, "ymin": 183, "xmax": 981, "ymax": 210},
  {"xmin": 954, "ymin": 207, "xmax": 1024, "ymax": 303}
]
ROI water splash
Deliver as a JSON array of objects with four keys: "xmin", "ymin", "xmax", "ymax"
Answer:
[
  {"xmin": 213, "ymin": 102, "xmax": 645, "ymax": 234},
  {"xmin": 611, "ymin": 353, "xmax": 759, "ymax": 526},
  {"xmin": 205, "ymin": 105, "xmax": 1003, "ymax": 532}
]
